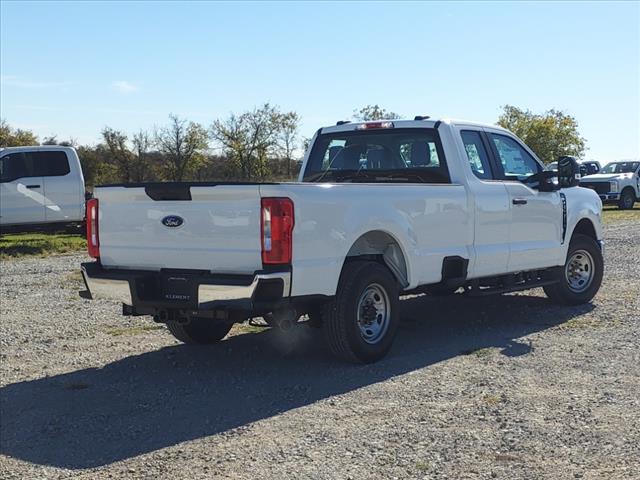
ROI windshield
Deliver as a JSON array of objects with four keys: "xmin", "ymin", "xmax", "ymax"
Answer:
[
  {"xmin": 303, "ymin": 128, "xmax": 450, "ymax": 183},
  {"xmin": 600, "ymin": 162, "xmax": 639, "ymax": 174}
]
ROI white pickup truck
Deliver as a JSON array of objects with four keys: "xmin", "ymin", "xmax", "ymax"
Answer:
[
  {"xmin": 0, "ymin": 146, "xmax": 86, "ymax": 231},
  {"xmin": 80, "ymin": 118, "xmax": 604, "ymax": 363},
  {"xmin": 579, "ymin": 160, "xmax": 640, "ymax": 209}
]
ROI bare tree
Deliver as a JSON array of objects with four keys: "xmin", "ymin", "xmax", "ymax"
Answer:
[
  {"xmin": 102, "ymin": 127, "xmax": 135, "ymax": 182},
  {"xmin": 131, "ymin": 129, "xmax": 152, "ymax": 182},
  {"xmin": 155, "ymin": 114, "xmax": 208, "ymax": 181},
  {"xmin": 278, "ymin": 111, "xmax": 301, "ymax": 177},
  {"xmin": 210, "ymin": 103, "xmax": 296, "ymax": 180},
  {"xmin": 353, "ymin": 104, "xmax": 401, "ymax": 121},
  {"xmin": 41, "ymin": 135, "xmax": 77, "ymax": 147}
]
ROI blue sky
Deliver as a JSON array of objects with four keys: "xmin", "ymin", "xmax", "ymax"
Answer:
[{"xmin": 1, "ymin": 1, "xmax": 638, "ymax": 162}]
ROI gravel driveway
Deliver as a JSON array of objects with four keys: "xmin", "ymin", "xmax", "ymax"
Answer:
[{"xmin": 1, "ymin": 220, "xmax": 639, "ymax": 480}]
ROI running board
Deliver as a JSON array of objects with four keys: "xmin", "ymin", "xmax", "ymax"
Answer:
[{"xmin": 466, "ymin": 279, "xmax": 558, "ymax": 296}]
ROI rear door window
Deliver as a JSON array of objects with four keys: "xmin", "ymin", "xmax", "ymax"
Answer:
[{"xmin": 31, "ymin": 151, "xmax": 70, "ymax": 177}]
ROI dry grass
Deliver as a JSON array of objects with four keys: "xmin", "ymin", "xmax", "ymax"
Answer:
[{"xmin": 602, "ymin": 205, "xmax": 640, "ymax": 225}]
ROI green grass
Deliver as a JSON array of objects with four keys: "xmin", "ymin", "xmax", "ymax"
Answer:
[
  {"xmin": 0, "ymin": 232, "xmax": 86, "ymax": 259},
  {"xmin": 602, "ymin": 204, "xmax": 640, "ymax": 225}
]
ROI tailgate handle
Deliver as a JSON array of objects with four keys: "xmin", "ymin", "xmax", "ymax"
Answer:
[{"xmin": 145, "ymin": 183, "xmax": 192, "ymax": 201}]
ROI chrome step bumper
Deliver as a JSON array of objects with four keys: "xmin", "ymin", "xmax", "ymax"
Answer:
[{"xmin": 80, "ymin": 262, "xmax": 291, "ymax": 308}]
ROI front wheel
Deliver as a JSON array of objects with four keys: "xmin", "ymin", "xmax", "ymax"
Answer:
[
  {"xmin": 167, "ymin": 317, "xmax": 233, "ymax": 344},
  {"xmin": 323, "ymin": 261, "xmax": 400, "ymax": 363},
  {"xmin": 618, "ymin": 188, "xmax": 635, "ymax": 210},
  {"xmin": 543, "ymin": 234, "xmax": 603, "ymax": 305}
]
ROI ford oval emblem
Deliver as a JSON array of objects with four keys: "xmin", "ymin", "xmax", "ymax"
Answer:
[{"xmin": 161, "ymin": 215, "xmax": 184, "ymax": 228}]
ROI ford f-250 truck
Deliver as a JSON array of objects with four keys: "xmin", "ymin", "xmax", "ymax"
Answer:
[
  {"xmin": 80, "ymin": 118, "xmax": 604, "ymax": 363},
  {"xmin": 579, "ymin": 160, "xmax": 639, "ymax": 210}
]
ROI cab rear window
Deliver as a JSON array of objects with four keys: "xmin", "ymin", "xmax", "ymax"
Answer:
[{"xmin": 303, "ymin": 128, "xmax": 450, "ymax": 183}]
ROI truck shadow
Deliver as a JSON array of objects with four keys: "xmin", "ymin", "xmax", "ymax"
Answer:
[{"xmin": 0, "ymin": 293, "xmax": 593, "ymax": 469}]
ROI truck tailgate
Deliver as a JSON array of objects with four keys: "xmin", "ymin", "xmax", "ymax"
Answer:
[{"xmin": 95, "ymin": 185, "xmax": 263, "ymax": 273}]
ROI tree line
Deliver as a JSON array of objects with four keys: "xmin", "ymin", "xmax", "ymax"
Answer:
[{"xmin": 0, "ymin": 104, "xmax": 586, "ymax": 187}]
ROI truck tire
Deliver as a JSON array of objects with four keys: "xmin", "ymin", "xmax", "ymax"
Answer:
[
  {"xmin": 543, "ymin": 234, "xmax": 603, "ymax": 306},
  {"xmin": 323, "ymin": 261, "xmax": 400, "ymax": 363},
  {"xmin": 618, "ymin": 188, "xmax": 635, "ymax": 210},
  {"xmin": 166, "ymin": 318, "xmax": 233, "ymax": 345}
]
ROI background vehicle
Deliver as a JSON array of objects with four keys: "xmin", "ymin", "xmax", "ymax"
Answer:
[
  {"xmin": 580, "ymin": 160, "xmax": 640, "ymax": 209},
  {"xmin": 546, "ymin": 158, "xmax": 600, "ymax": 177},
  {"xmin": 579, "ymin": 160, "xmax": 601, "ymax": 176},
  {"xmin": 80, "ymin": 118, "xmax": 604, "ymax": 363},
  {"xmin": 0, "ymin": 146, "xmax": 86, "ymax": 231}
]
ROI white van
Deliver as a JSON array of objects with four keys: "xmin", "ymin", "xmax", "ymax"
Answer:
[{"xmin": 0, "ymin": 146, "xmax": 86, "ymax": 230}]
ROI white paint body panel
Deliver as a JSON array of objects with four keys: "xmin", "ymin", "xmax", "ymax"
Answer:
[
  {"xmin": 96, "ymin": 185, "xmax": 263, "ymax": 273},
  {"xmin": 91, "ymin": 120, "xmax": 604, "ymax": 300},
  {"xmin": 0, "ymin": 175, "xmax": 46, "ymax": 224},
  {"xmin": 260, "ymin": 183, "xmax": 471, "ymax": 296}
]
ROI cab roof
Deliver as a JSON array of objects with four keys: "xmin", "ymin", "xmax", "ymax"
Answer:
[
  {"xmin": 320, "ymin": 118, "xmax": 511, "ymax": 134},
  {"xmin": 0, "ymin": 145, "xmax": 76, "ymax": 153}
]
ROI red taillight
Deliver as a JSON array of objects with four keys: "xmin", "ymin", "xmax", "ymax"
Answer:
[
  {"xmin": 86, "ymin": 198, "xmax": 100, "ymax": 259},
  {"xmin": 261, "ymin": 197, "xmax": 294, "ymax": 265}
]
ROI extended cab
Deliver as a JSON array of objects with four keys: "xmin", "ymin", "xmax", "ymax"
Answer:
[
  {"xmin": 0, "ymin": 146, "xmax": 86, "ymax": 231},
  {"xmin": 579, "ymin": 160, "xmax": 639, "ymax": 209},
  {"xmin": 80, "ymin": 119, "xmax": 604, "ymax": 363}
]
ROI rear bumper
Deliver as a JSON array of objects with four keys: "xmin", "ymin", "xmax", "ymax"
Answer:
[{"xmin": 80, "ymin": 262, "xmax": 291, "ymax": 310}]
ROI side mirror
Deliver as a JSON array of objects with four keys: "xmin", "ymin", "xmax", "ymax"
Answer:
[
  {"xmin": 532, "ymin": 170, "xmax": 560, "ymax": 192},
  {"xmin": 557, "ymin": 156, "xmax": 580, "ymax": 188},
  {"xmin": 524, "ymin": 170, "xmax": 560, "ymax": 192}
]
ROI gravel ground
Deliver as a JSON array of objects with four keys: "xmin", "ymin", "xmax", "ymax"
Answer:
[{"xmin": 1, "ymin": 220, "xmax": 639, "ymax": 480}]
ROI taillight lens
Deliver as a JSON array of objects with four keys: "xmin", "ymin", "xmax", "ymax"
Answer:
[
  {"xmin": 261, "ymin": 197, "xmax": 294, "ymax": 265},
  {"xmin": 86, "ymin": 198, "xmax": 100, "ymax": 258}
]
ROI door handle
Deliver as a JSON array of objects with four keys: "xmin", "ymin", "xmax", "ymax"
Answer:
[
  {"xmin": 26, "ymin": 184, "xmax": 41, "ymax": 189},
  {"xmin": 512, "ymin": 198, "xmax": 528, "ymax": 205}
]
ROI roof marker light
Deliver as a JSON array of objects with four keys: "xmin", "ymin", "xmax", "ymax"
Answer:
[{"xmin": 356, "ymin": 121, "xmax": 394, "ymax": 130}]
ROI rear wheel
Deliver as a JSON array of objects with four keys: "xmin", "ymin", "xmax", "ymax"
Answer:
[
  {"xmin": 167, "ymin": 317, "xmax": 233, "ymax": 344},
  {"xmin": 618, "ymin": 188, "xmax": 635, "ymax": 210},
  {"xmin": 543, "ymin": 234, "xmax": 603, "ymax": 305},
  {"xmin": 323, "ymin": 261, "xmax": 400, "ymax": 363}
]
